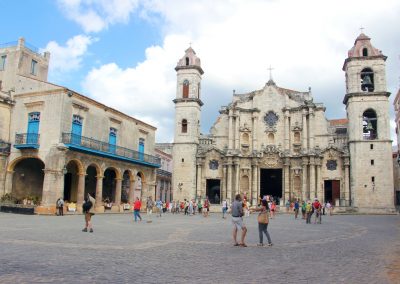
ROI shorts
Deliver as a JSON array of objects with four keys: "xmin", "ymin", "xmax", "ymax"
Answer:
[{"xmin": 232, "ymin": 216, "xmax": 246, "ymax": 230}]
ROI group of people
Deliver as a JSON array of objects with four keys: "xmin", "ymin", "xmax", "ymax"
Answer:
[
  {"xmin": 145, "ymin": 197, "xmax": 212, "ymax": 218},
  {"xmin": 286, "ymin": 198, "xmax": 334, "ymax": 224}
]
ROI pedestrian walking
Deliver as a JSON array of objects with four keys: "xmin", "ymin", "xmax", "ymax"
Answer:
[
  {"xmin": 326, "ymin": 201, "xmax": 333, "ymax": 216},
  {"xmin": 231, "ymin": 194, "xmax": 247, "ymax": 247},
  {"xmin": 82, "ymin": 193, "xmax": 95, "ymax": 233},
  {"xmin": 56, "ymin": 197, "xmax": 64, "ymax": 216},
  {"xmin": 252, "ymin": 199, "xmax": 273, "ymax": 247},
  {"xmin": 146, "ymin": 196, "xmax": 154, "ymax": 216},
  {"xmin": 203, "ymin": 197, "xmax": 210, "ymax": 217},
  {"xmin": 156, "ymin": 199, "xmax": 163, "ymax": 217},
  {"xmin": 313, "ymin": 198, "xmax": 322, "ymax": 224},
  {"xmin": 285, "ymin": 199, "xmax": 290, "ymax": 213},
  {"xmin": 222, "ymin": 199, "xmax": 228, "ymax": 219},
  {"xmin": 133, "ymin": 197, "xmax": 142, "ymax": 222},
  {"xmin": 301, "ymin": 200, "xmax": 306, "ymax": 219},
  {"xmin": 294, "ymin": 199, "xmax": 299, "ymax": 219},
  {"xmin": 306, "ymin": 201, "xmax": 312, "ymax": 224}
]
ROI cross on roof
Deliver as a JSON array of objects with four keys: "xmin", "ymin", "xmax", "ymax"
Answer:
[{"xmin": 268, "ymin": 65, "xmax": 274, "ymax": 80}]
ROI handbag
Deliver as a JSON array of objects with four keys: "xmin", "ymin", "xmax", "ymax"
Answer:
[{"xmin": 257, "ymin": 211, "xmax": 269, "ymax": 224}]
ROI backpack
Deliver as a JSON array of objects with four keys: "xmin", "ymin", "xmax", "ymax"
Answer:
[{"xmin": 82, "ymin": 200, "xmax": 92, "ymax": 213}]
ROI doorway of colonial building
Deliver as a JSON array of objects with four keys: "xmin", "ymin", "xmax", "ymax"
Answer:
[
  {"xmin": 206, "ymin": 179, "xmax": 221, "ymax": 204},
  {"xmin": 260, "ymin": 169, "xmax": 282, "ymax": 202},
  {"xmin": 324, "ymin": 180, "xmax": 340, "ymax": 203},
  {"xmin": 63, "ymin": 161, "xmax": 80, "ymax": 202},
  {"xmin": 103, "ymin": 168, "xmax": 117, "ymax": 202}
]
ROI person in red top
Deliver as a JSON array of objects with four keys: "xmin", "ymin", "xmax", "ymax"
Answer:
[
  {"xmin": 312, "ymin": 198, "xmax": 321, "ymax": 224},
  {"xmin": 133, "ymin": 197, "xmax": 142, "ymax": 222}
]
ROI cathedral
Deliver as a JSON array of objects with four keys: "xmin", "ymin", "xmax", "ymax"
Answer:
[{"xmin": 172, "ymin": 33, "xmax": 395, "ymax": 213}]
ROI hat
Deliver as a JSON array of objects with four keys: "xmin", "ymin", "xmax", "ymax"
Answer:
[{"xmin": 314, "ymin": 198, "xmax": 318, "ymax": 201}]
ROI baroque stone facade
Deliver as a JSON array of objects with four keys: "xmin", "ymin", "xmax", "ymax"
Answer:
[{"xmin": 172, "ymin": 34, "xmax": 395, "ymax": 213}]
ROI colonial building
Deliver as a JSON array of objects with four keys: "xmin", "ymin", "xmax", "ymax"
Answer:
[
  {"xmin": 0, "ymin": 38, "xmax": 160, "ymax": 213},
  {"xmin": 393, "ymin": 89, "xmax": 400, "ymax": 208},
  {"xmin": 155, "ymin": 146, "xmax": 172, "ymax": 202},
  {"xmin": 172, "ymin": 33, "xmax": 395, "ymax": 213}
]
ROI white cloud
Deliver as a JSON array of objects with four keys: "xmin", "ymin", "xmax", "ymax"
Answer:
[
  {"xmin": 82, "ymin": 34, "xmax": 190, "ymax": 142},
  {"xmin": 81, "ymin": 0, "xmax": 400, "ymax": 142},
  {"xmin": 57, "ymin": 0, "xmax": 139, "ymax": 33},
  {"xmin": 42, "ymin": 35, "xmax": 94, "ymax": 73}
]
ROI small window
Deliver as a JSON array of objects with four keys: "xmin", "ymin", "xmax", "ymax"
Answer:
[
  {"xmin": 362, "ymin": 48, "xmax": 368, "ymax": 57},
  {"xmin": 360, "ymin": 68, "xmax": 374, "ymax": 92},
  {"xmin": 370, "ymin": 144, "xmax": 373, "ymax": 150},
  {"xmin": 29, "ymin": 112, "xmax": 40, "ymax": 122},
  {"xmin": 371, "ymin": 176, "xmax": 375, "ymax": 183},
  {"xmin": 183, "ymin": 80, "xmax": 189, "ymax": 98},
  {"xmin": 181, "ymin": 119, "xmax": 188, "ymax": 133},
  {"xmin": 31, "ymin": 59, "xmax": 38, "ymax": 75},
  {"xmin": 0, "ymin": 55, "xmax": 6, "ymax": 70},
  {"xmin": 181, "ymin": 158, "xmax": 184, "ymax": 162},
  {"xmin": 185, "ymin": 57, "xmax": 189, "ymax": 66},
  {"xmin": 371, "ymin": 160, "xmax": 374, "ymax": 165},
  {"xmin": 362, "ymin": 109, "xmax": 377, "ymax": 140},
  {"xmin": 72, "ymin": 115, "xmax": 83, "ymax": 125},
  {"xmin": 110, "ymin": 127, "xmax": 117, "ymax": 136}
]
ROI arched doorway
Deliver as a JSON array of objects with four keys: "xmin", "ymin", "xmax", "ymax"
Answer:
[
  {"xmin": 121, "ymin": 170, "xmax": 131, "ymax": 203},
  {"xmin": 12, "ymin": 158, "xmax": 45, "ymax": 204},
  {"xmin": 134, "ymin": 172, "xmax": 144, "ymax": 201},
  {"xmin": 63, "ymin": 160, "xmax": 80, "ymax": 202},
  {"xmin": 103, "ymin": 168, "xmax": 117, "ymax": 202},
  {"xmin": 85, "ymin": 165, "xmax": 97, "ymax": 199}
]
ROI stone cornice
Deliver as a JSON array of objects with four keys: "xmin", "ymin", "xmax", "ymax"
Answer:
[{"xmin": 343, "ymin": 91, "xmax": 390, "ymax": 105}]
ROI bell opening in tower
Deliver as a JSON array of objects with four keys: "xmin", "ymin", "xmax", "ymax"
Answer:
[{"xmin": 260, "ymin": 169, "xmax": 282, "ymax": 203}]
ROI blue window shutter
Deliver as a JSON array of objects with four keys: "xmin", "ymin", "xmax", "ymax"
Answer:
[
  {"xmin": 109, "ymin": 128, "xmax": 117, "ymax": 153},
  {"xmin": 27, "ymin": 112, "xmax": 40, "ymax": 144},
  {"xmin": 71, "ymin": 115, "xmax": 83, "ymax": 145},
  {"xmin": 139, "ymin": 138, "xmax": 144, "ymax": 160}
]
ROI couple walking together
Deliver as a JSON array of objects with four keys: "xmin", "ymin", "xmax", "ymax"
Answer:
[{"xmin": 231, "ymin": 194, "xmax": 272, "ymax": 247}]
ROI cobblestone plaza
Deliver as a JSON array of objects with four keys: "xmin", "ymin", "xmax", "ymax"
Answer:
[{"xmin": 0, "ymin": 212, "xmax": 399, "ymax": 283}]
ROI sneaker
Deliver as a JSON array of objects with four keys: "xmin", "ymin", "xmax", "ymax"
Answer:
[
  {"xmin": 89, "ymin": 228, "xmax": 93, "ymax": 233},
  {"xmin": 268, "ymin": 243, "xmax": 273, "ymax": 247},
  {"xmin": 239, "ymin": 243, "xmax": 247, "ymax": 247},
  {"xmin": 257, "ymin": 243, "xmax": 264, "ymax": 247},
  {"xmin": 82, "ymin": 228, "xmax": 87, "ymax": 232},
  {"xmin": 233, "ymin": 243, "xmax": 240, "ymax": 247}
]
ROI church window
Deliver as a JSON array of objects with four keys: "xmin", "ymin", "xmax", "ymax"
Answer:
[
  {"xmin": 371, "ymin": 176, "xmax": 375, "ymax": 183},
  {"xmin": 362, "ymin": 48, "xmax": 368, "ymax": 57},
  {"xmin": 371, "ymin": 159, "xmax": 374, "ymax": 165},
  {"xmin": 362, "ymin": 109, "xmax": 377, "ymax": 140},
  {"xmin": 182, "ymin": 119, "xmax": 188, "ymax": 133},
  {"xmin": 360, "ymin": 68, "xmax": 374, "ymax": 92},
  {"xmin": 31, "ymin": 59, "xmax": 38, "ymax": 75},
  {"xmin": 197, "ymin": 83, "xmax": 200, "ymax": 98},
  {"xmin": 181, "ymin": 158, "xmax": 184, "ymax": 162},
  {"xmin": 183, "ymin": 80, "xmax": 189, "ymax": 98},
  {"xmin": 370, "ymin": 144, "xmax": 373, "ymax": 150},
  {"xmin": 185, "ymin": 57, "xmax": 189, "ymax": 66},
  {"xmin": 268, "ymin": 133, "xmax": 275, "ymax": 144}
]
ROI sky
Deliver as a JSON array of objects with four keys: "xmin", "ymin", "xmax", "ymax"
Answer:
[{"xmin": 1, "ymin": 0, "xmax": 400, "ymax": 144}]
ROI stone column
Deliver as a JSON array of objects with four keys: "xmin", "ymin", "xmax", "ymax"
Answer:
[
  {"xmin": 222, "ymin": 164, "xmax": 227, "ymax": 200},
  {"xmin": 114, "ymin": 178, "xmax": 122, "ymax": 206},
  {"xmin": 302, "ymin": 158, "xmax": 308, "ymax": 200},
  {"xmin": 284, "ymin": 110, "xmax": 290, "ymax": 151},
  {"xmin": 316, "ymin": 159, "xmax": 323, "ymax": 201},
  {"xmin": 196, "ymin": 162, "xmax": 202, "ymax": 198},
  {"xmin": 228, "ymin": 112, "xmax": 233, "ymax": 149},
  {"xmin": 227, "ymin": 162, "xmax": 232, "ymax": 202},
  {"xmin": 344, "ymin": 158, "xmax": 350, "ymax": 206},
  {"xmin": 302, "ymin": 110, "xmax": 307, "ymax": 150},
  {"xmin": 234, "ymin": 114, "xmax": 240, "ymax": 150},
  {"xmin": 309, "ymin": 157, "xmax": 316, "ymax": 199},
  {"xmin": 252, "ymin": 114, "xmax": 258, "ymax": 151},
  {"xmin": 309, "ymin": 109, "xmax": 315, "ymax": 149},
  {"xmin": 283, "ymin": 159, "xmax": 290, "ymax": 203},
  {"xmin": 0, "ymin": 157, "xmax": 8, "ymax": 195},
  {"xmin": 234, "ymin": 160, "xmax": 240, "ymax": 196},
  {"xmin": 76, "ymin": 173, "xmax": 86, "ymax": 209},
  {"xmin": 4, "ymin": 170, "xmax": 14, "ymax": 195},
  {"xmin": 95, "ymin": 175, "xmax": 104, "ymax": 211},
  {"xmin": 251, "ymin": 163, "xmax": 258, "ymax": 205},
  {"xmin": 128, "ymin": 177, "xmax": 135, "ymax": 203}
]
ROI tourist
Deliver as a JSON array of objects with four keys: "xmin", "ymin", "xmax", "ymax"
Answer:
[
  {"xmin": 133, "ymin": 197, "xmax": 142, "ymax": 222},
  {"xmin": 326, "ymin": 201, "xmax": 333, "ymax": 216},
  {"xmin": 231, "ymin": 194, "xmax": 247, "ymax": 247},
  {"xmin": 197, "ymin": 199, "xmax": 202, "ymax": 214},
  {"xmin": 245, "ymin": 199, "xmax": 251, "ymax": 217},
  {"xmin": 294, "ymin": 199, "xmax": 299, "ymax": 219},
  {"xmin": 252, "ymin": 199, "xmax": 273, "ymax": 247},
  {"xmin": 301, "ymin": 200, "xmax": 306, "ymax": 219},
  {"xmin": 313, "ymin": 198, "xmax": 322, "ymax": 224},
  {"xmin": 156, "ymin": 199, "xmax": 163, "ymax": 217},
  {"xmin": 82, "ymin": 193, "xmax": 95, "ymax": 233},
  {"xmin": 188, "ymin": 199, "xmax": 194, "ymax": 215},
  {"xmin": 306, "ymin": 201, "xmax": 312, "ymax": 224},
  {"xmin": 222, "ymin": 199, "xmax": 228, "ymax": 219},
  {"xmin": 203, "ymin": 197, "xmax": 210, "ymax": 217},
  {"xmin": 285, "ymin": 199, "xmax": 290, "ymax": 213},
  {"xmin": 56, "ymin": 197, "xmax": 64, "ymax": 216},
  {"xmin": 146, "ymin": 196, "xmax": 154, "ymax": 216},
  {"xmin": 270, "ymin": 201, "xmax": 276, "ymax": 219}
]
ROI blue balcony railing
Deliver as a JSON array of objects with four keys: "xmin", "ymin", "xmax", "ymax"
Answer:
[
  {"xmin": 14, "ymin": 133, "xmax": 40, "ymax": 149},
  {"xmin": 0, "ymin": 140, "xmax": 11, "ymax": 155},
  {"xmin": 62, "ymin": 133, "xmax": 161, "ymax": 168}
]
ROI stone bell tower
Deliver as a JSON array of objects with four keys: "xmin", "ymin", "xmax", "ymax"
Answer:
[
  {"xmin": 343, "ymin": 33, "xmax": 395, "ymax": 213},
  {"xmin": 172, "ymin": 47, "xmax": 204, "ymax": 201}
]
